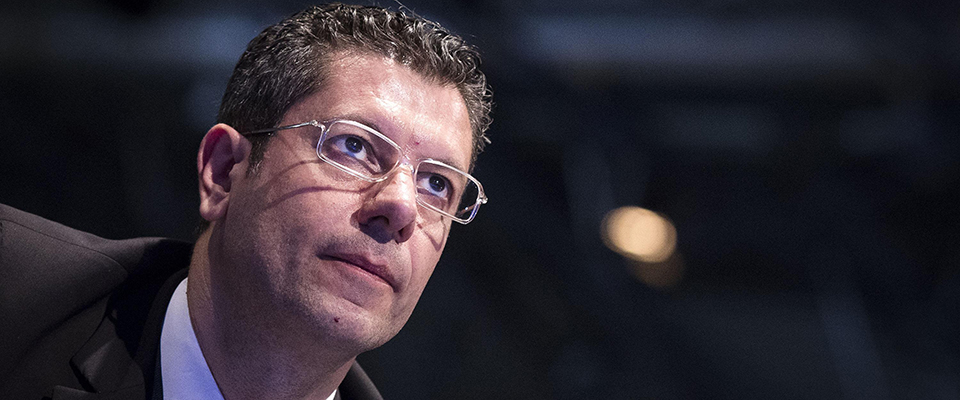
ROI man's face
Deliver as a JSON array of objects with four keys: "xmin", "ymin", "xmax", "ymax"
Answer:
[{"xmin": 214, "ymin": 52, "xmax": 473, "ymax": 352}]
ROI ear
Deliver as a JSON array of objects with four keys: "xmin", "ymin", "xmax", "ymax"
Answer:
[{"xmin": 197, "ymin": 123, "xmax": 250, "ymax": 223}]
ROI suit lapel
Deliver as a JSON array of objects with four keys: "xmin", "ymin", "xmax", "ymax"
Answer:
[{"xmin": 62, "ymin": 268, "xmax": 188, "ymax": 400}]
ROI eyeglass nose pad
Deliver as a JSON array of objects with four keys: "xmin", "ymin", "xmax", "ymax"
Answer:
[{"xmin": 385, "ymin": 160, "xmax": 416, "ymax": 181}]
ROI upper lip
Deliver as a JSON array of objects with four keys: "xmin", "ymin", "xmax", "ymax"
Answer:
[{"xmin": 324, "ymin": 253, "xmax": 399, "ymax": 291}]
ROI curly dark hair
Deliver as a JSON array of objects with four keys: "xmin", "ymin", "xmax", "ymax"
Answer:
[{"xmin": 217, "ymin": 3, "xmax": 492, "ymax": 174}]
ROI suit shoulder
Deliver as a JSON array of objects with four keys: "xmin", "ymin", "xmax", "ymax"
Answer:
[
  {"xmin": 0, "ymin": 203, "xmax": 193, "ymax": 279},
  {"xmin": 0, "ymin": 204, "xmax": 193, "ymax": 381}
]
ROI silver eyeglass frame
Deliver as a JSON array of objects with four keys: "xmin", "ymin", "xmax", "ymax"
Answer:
[{"xmin": 241, "ymin": 119, "xmax": 488, "ymax": 224}]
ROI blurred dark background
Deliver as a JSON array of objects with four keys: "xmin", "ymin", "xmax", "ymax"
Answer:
[{"xmin": 2, "ymin": 0, "xmax": 959, "ymax": 398}]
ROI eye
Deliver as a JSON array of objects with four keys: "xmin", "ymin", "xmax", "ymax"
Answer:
[
  {"xmin": 417, "ymin": 172, "xmax": 451, "ymax": 200},
  {"xmin": 324, "ymin": 133, "xmax": 385, "ymax": 172},
  {"xmin": 428, "ymin": 175, "xmax": 446, "ymax": 194},
  {"xmin": 334, "ymin": 135, "xmax": 369, "ymax": 159}
]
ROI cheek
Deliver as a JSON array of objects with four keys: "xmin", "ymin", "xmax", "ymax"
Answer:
[
  {"xmin": 417, "ymin": 216, "xmax": 452, "ymax": 252},
  {"xmin": 261, "ymin": 169, "xmax": 362, "ymax": 226}
]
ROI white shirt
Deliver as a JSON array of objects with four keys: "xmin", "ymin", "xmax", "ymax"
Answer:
[{"xmin": 160, "ymin": 278, "xmax": 336, "ymax": 400}]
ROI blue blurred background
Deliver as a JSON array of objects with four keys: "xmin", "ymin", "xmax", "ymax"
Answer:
[{"xmin": 1, "ymin": 0, "xmax": 958, "ymax": 398}]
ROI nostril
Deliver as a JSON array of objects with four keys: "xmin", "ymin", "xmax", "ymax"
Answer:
[
  {"xmin": 358, "ymin": 216, "xmax": 396, "ymax": 244},
  {"xmin": 395, "ymin": 221, "xmax": 415, "ymax": 243}
]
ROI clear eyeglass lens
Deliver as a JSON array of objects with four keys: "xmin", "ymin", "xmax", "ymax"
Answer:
[
  {"xmin": 318, "ymin": 121, "xmax": 400, "ymax": 178},
  {"xmin": 415, "ymin": 160, "xmax": 481, "ymax": 220},
  {"xmin": 317, "ymin": 120, "xmax": 483, "ymax": 222}
]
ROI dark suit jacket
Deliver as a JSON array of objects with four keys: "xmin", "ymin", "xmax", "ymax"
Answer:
[{"xmin": 0, "ymin": 204, "xmax": 383, "ymax": 400}]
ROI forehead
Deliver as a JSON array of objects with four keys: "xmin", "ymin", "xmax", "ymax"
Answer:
[{"xmin": 282, "ymin": 52, "xmax": 473, "ymax": 170}]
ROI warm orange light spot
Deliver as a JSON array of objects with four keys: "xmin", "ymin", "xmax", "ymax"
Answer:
[{"xmin": 602, "ymin": 206, "xmax": 677, "ymax": 263}]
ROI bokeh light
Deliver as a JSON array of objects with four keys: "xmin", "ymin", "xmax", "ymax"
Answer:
[{"xmin": 601, "ymin": 206, "xmax": 677, "ymax": 263}]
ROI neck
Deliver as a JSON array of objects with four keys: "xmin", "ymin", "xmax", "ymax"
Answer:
[{"xmin": 187, "ymin": 228, "xmax": 353, "ymax": 400}]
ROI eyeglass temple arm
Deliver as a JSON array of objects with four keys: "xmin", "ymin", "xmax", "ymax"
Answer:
[{"xmin": 240, "ymin": 121, "xmax": 321, "ymax": 137}]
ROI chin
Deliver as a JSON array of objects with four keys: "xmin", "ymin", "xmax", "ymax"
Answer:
[
  {"xmin": 321, "ymin": 312, "xmax": 403, "ymax": 352},
  {"xmin": 293, "ymin": 290, "xmax": 404, "ymax": 352}
]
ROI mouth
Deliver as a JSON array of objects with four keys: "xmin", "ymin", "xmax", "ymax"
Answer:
[{"xmin": 322, "ymin": 253, "xmax": 398, "ymax": 292}]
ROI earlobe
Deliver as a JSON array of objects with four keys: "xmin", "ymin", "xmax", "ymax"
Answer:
[{"xmin": 197, "ymin": 123, "xmax": 249, "ymax": 223}]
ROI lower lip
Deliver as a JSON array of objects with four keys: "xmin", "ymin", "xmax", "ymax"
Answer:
[{"xmin": 327, "ymin": 257, "xmax": 393, "ymax": 289}]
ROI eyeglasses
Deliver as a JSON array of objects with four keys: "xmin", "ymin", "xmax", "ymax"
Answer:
[{"xmin": 241, "ymin": 119, "xmax": 487, "ymax": 224}]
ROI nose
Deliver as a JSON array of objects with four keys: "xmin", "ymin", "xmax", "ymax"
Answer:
[{"xmin": 355, "ymin": 165, "xmax": 418, "ymax": 243}]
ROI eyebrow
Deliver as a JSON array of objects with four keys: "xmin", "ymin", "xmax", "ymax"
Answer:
[{"xmin": 334, "ymin": 113, "xmax": 469, "ymax": 172}]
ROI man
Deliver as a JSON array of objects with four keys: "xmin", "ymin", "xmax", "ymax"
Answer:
[{"xmin": 0, "ymin": 3, "xmax": 491, "ymax": 399}]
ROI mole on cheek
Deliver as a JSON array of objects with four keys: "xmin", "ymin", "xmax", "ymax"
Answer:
[{"xmin": 334, "ymin": 317, "xmax": 340, "ymax": 323}]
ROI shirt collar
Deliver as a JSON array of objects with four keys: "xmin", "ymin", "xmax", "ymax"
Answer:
[{"xmin": 160, "ymin": 277, "xmax": 226, "ymax": 400}]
